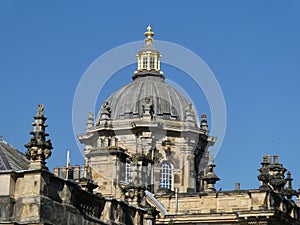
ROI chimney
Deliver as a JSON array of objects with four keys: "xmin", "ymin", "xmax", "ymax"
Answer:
[
  {"xmin": 235, "ymin": 182, "xmax": 240, "ymax": 191},
  {"xmin": 67, "ymin": 166, "xmax": 74, "ymax": 180},
  {"xmin": 267, "ymin": 155, "xmax": 272, "ymax": 163},
  {"xmin": 53, "ymin": 167, "xmax": 60, "ymax": 177},
  {"xmin": 74, "ymin": 165, "xmax": 81, "ymax": 181},
  {"xmin": 61, "ymin": 166, "xmax": 67, "ymax": 179}
]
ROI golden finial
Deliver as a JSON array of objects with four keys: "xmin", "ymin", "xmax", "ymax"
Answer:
[{"xmin": 144, "ymin": 25, "xmax": 154, "ymax": 44}]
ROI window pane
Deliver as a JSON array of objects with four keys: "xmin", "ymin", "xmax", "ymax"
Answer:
[
  {"xmin": 125, "ymin": 161, "xmax": 132, "ymax": 183},
  {"xmin": 160, "ymin": 162, "xmax": 172, "ymax": 189},
  {"xmin": 142, "ymin": 57, "xmax": 147, "ymax": 69},
  {"xmin": 150, "ymin": 57, "xmax": 155, "ymax": 69}
]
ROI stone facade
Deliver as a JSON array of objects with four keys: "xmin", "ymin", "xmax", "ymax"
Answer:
[
  {"xmin": 0, "ymin": 169, "xmax": 152, "ymax": 225},
  {"xmin": 154, "ymin": 189, "xmax": 300, "ymax": 224},
  {"xmin": 78, "ymin": 26, "xmax": 216, "ymax": 198},
  {"xmin": 0, "ymin": 26, "xmax": 300, "ymax": 225},
  {"xmin": 1, "ymin": 152, "xmax": 299, "ymax": 224},
  {"xmin": 0, "ymin": 105, "xmax": 155, "ymax": 225}
]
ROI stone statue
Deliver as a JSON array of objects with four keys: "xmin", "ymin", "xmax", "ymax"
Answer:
[
  {"xmin": 142, "ymin": 97, "xmax": 154, "ymax": 119},
  {"xmin": 100, "ymin": 101, "xmax": 111, "ymax": 121},
  {"xmin": 37, "ymin": 104, "xmax": 44, "ymax": 117}
]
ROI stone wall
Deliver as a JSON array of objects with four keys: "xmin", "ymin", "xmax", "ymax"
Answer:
[
  {"xmin": 152, "ymin": 190, "xmax": 300, "ymax": 224},
  {"xmin": 80, "ymin": 117, "xmax": 212, "ymax": 197},
  {"xmin": 0, "ymin": 169, "xmax": 150, "ymax": 225},
  {"xmin": 155, "ymin": 190, "xmax": 266, "ymax": 214}
]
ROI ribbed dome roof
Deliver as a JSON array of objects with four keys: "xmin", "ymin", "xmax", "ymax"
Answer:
[
  {"xmin": 95, "ymin": 26, "xmax": 197, "ymax": 125},
  {"xmin": 96, "ymin": 75, "xmax": 193, "ymax": 123}
]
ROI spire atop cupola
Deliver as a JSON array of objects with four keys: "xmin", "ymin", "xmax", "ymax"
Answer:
[
  {"xmin": 144, "ymin": 25, "xmax": 154, "ymax": 44},
  {"xmin": 133, "ymin": 25, "xmax": 164, "ymax": 79}
]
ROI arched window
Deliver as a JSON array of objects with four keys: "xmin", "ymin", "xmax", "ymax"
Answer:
[
  {"xmin": 160, "ymin": 162, "xmax": 173, "ymax": 190},
  {"xmin": 125, "ymin": 160, "xmax": 132, "ymax": 183}
]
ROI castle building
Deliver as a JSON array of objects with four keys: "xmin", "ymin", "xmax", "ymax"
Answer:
[
  {"xmin": 78, "ymin": 25, "xmax": 215, "ymax": 197},
  {"xmin": 0, "ymin": 26, "xmax": 300, "ymax": 225}
]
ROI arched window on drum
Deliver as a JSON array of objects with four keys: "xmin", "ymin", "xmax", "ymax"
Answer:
[{"xmin": 160, "ymin": 162, "xmax": 173, "ymax": 190}]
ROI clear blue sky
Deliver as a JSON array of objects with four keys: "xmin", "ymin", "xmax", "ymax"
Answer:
[{"xmin": 0, "ymin": 1, "xmax": 299, "ymax": 191}]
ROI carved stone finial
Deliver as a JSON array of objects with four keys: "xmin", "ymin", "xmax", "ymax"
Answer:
[
  {"xmin": 25, "ymin": 104, "xmax": 53, "ymax": 170},
  {"xmin": 86, "ymin": 112, "xmax": 94, "ymax": 128},
  {"xmin": 284, "ymin": 171, "xmax": 297, "ymax": 199},
  {"xmin": 257, "ymin": 155, "xmax": 271, "ymax": 191},
  {"xmin": 200, "ymin": 114, "xmax": 208, "ymax": 131},
  {"xmin": 203, "ymin": 155, "xmax": 220, "ymax": 192}
]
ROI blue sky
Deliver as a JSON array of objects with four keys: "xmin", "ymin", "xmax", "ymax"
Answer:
[{"xmin": 0, "ymin": 1, "xmax": 300, "ymax": 191}]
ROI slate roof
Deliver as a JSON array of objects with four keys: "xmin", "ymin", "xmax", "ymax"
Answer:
[
  {"xmin": 137, "ymin": 42, "xmax": 160, "ymax": 55},
  {"xmin": 96, "ymin": 76, "xmax": 193, "ymax": 123},
  {"xmin": 0, "ymin": 141, "xmax": 29, "ymax": 171}
]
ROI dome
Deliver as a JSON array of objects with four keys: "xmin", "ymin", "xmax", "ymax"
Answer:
[
  {"xmin": 96, "ymin": 75, "xmax": 193, "ymax": 123},
  {"xmin": 95, "ymin": 26, "xmax": 197, "ymax": 125}
]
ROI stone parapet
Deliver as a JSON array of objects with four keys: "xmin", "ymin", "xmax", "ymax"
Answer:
[
  {"xmin": 153, "ymin": 190, "xmax": 300, "ymax": 224},
  {"xmin": 0, "ymin": 169, "xmax": 151, "ymax": 225}
]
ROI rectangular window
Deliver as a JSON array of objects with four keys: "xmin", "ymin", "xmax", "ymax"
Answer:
[
  {"xmin": 150, "ymin": 57, "xmax": 155, "ymax": 69},
  {"xmin": 142, "ymin": 57, "xmax": 147, "ymax": 69},
  {"xmin": 125, "ymin": 161, "xmax": 132, "ymax": 183},
  {"xmin": 138, "ymin": 59, "xmax": 141, "ymax": 70}
]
